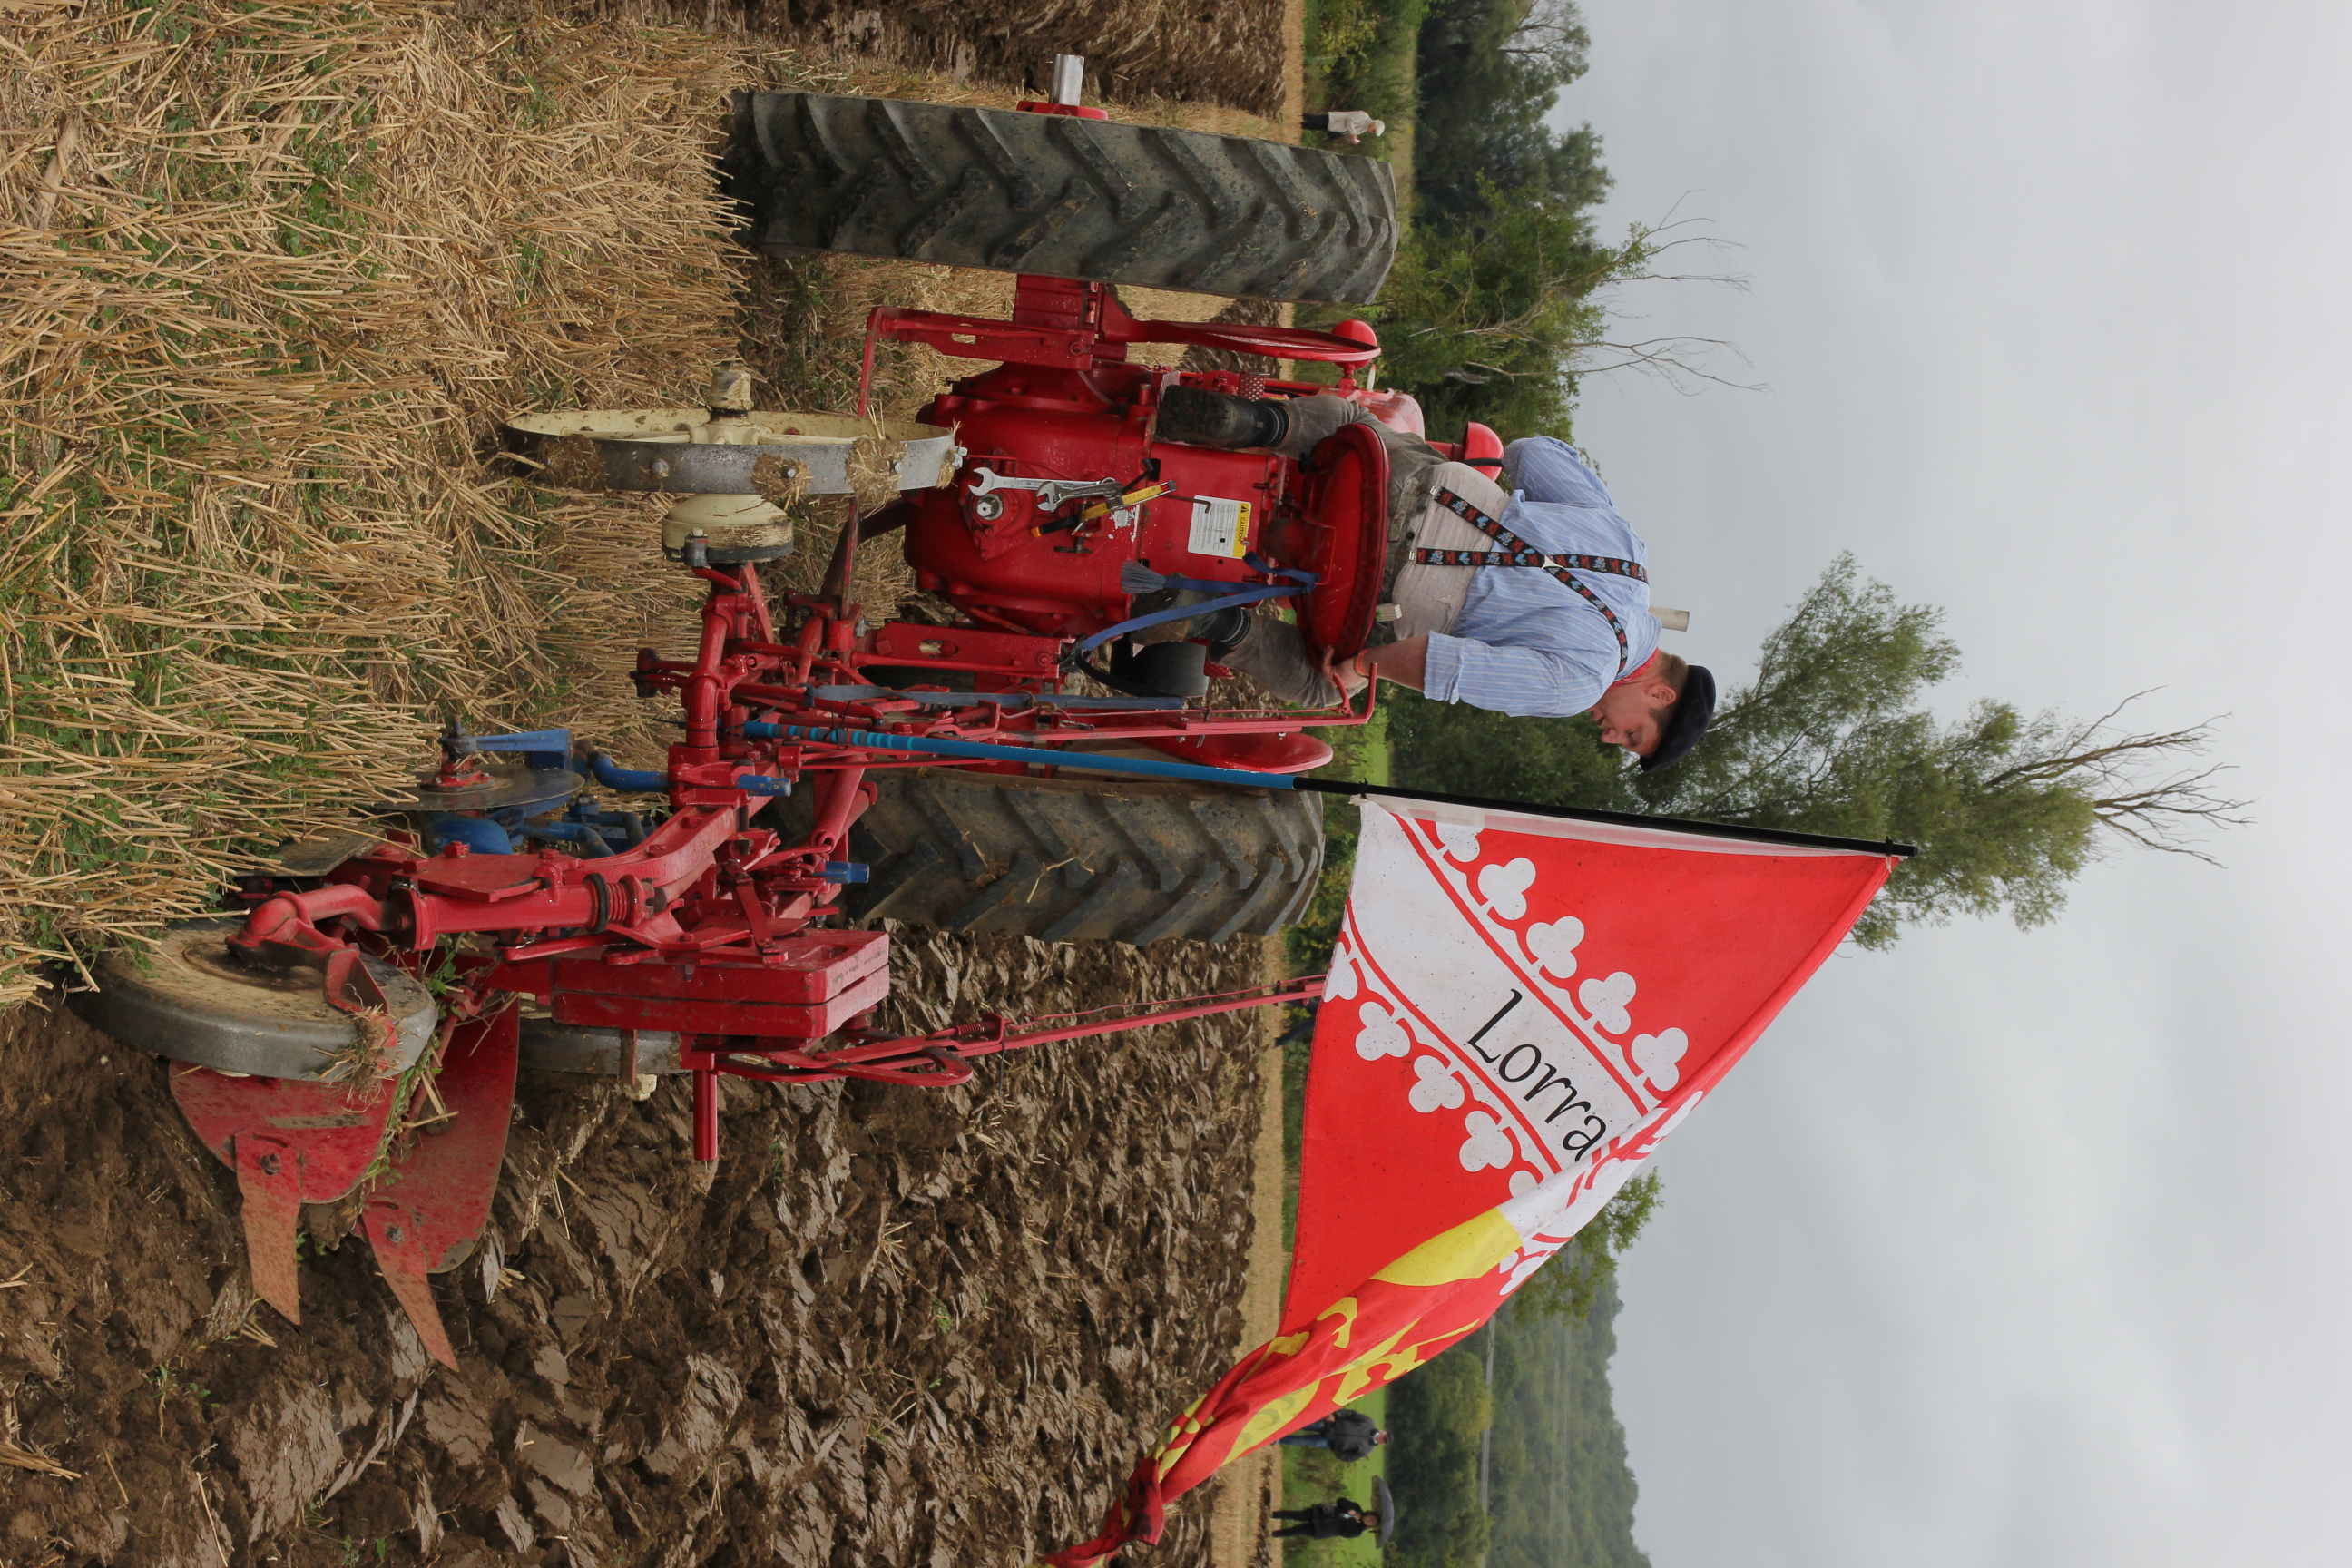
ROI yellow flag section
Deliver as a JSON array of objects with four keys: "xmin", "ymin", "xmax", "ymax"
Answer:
[{"xmin": 1042, "ymin": 1156, "xmax": 1656, "ymax": 1567}]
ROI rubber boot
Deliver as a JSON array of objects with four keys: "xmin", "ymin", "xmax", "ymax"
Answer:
[
  {"xmin": 1216, "ymin": 613, "xmax": 1340, "ymax": 707},
  {"xmin": 1155, "ymin": 386, "xmax": 1289, "ymax": 451},
  {"xmin": 1133, "ymin": 592, "xmax": 1260, "ymax": 649},
  {"xmin": 1191, "ymin": 604, "xmax": 1251, "ymax": 655}
]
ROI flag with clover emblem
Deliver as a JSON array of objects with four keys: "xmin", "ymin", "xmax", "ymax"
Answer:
[{"xmin": 1045, "ymin": 795, "xmax": 1897, "ymax": 1568}]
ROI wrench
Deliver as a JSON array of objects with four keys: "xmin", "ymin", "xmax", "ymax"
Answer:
[{"xmin": 966, "ymin": 467, "xmax": 1128, "ymax": 511}]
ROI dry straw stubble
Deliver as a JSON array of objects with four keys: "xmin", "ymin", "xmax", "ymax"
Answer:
[{"xmin": 0, "ymin": 0, "xmax": 830, "ymax": 1001}]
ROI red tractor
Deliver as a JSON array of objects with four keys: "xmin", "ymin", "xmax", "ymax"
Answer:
[{"xmin": 74, "ymin": 84, "xmax": 1502, "ymax": 1366}]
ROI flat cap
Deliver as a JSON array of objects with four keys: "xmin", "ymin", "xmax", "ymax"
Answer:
[{"xmin": 1641, "ymin": 664, "xmax": 1715, "ymax": 772}]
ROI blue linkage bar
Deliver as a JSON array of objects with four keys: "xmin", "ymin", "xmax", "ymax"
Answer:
[
  {"xmin": 586, "ymin": 751, "xmax": 789, "ymax": 796},
  {"xmin": 738, "ymin": 722, "xmax": 1298, "ymax": 791},
  {"xmin": 586, "ymin": 753, "xmax": 670, "ymax": 794},
  {"xmin": 1073, "ymin": 582, "xmax": 1300, "ymax": 653},
  {"xmin": 1074, "ymin": 554, "xmax": 1318, "ymax": 654},
  {"xmin": 426, "ymin": 814, "xmax": 514, "ymax": 855}
]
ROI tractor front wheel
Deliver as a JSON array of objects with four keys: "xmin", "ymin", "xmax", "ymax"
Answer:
[{"xmin": 823, "ymin": 768, "xmax": 1324, "ymax": 946}]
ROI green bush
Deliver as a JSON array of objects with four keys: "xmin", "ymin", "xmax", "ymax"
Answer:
[
  {"xmin": 1386, "ymin": 1344, "xmax": 1494, "ymax": 1568},
  {"xmin": 1416, "ymin": 0, "xmax": 1611, "ymax": 226},
  {"xmin": 1386, "ymin": 683, "xmax": 1631, "ymax": 809}
]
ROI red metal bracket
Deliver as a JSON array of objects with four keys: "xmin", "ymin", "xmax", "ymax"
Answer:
[
  {"xmin": 171, "ymin": 1067, "xmax": 406, "ymax": 1325},
  {"xmin": 864, "ymin": 278, "xmax": 1383, "ymax": 381},
  {"xmin": 360, "ymin": 1005, "xmax": 521, "ymax": 1369},
  {"xmin": 861, "ymin": 622, "xmax": 1063, "ymax": 676},
  {"xmin": 1014, "ymin": 99, "xmax": 1109, "ymax": 121},
  {"xmin": 653, "ymin": 977, "xmax": 1320, "ymax": 1165}
]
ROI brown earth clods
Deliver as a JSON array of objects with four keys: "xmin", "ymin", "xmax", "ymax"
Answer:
[
  {"xmin": 0, "ymin": 930, "xmax": 1274, "ymax": 1567},
  {"xmin": 680, "ymin": 0, "xmax": 1289, "ymax": 119}
]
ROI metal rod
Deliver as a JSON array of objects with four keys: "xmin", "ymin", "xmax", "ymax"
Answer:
[
  {"xmin": 745, "ymin": 723, "xmax": 1301, "ymax": 791},
  {"xmin": 740, "ymin": 727, "xmax": 1908, "ymax": 856},
  {"xmin": 692, "ymin": 1068, "xmax": 719, "ymax": 1162},
  {"xmin": 701, "ymin": 979, "xmax": 1327, "ymax": 1089},
  {"xmin": 961, "ymin": 976, "xmax": 1324, "ymax": 1056}
]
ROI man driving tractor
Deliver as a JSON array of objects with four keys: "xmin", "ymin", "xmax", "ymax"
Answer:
[{"xmin": 1152, "ymin": 387, "xmax": 1717, "ymax": 772}]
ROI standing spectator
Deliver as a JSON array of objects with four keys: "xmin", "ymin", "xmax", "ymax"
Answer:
[
  {"xmin": 1271, "ymin": 1497, "xmax": 1378, "ymax": 1539},
  {"xmin": 1302, "ymin": 110, "xmax": 1386, "ymax": 143},
  {"xmin": 1277, "ymin": 1408, "xmax": 1390, "ymax": 1462}
]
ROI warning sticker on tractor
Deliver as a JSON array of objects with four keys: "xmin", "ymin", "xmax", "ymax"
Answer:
[{"xmin": 1188, "ymin": 496, "xmax": 1251, "ymax": 558}]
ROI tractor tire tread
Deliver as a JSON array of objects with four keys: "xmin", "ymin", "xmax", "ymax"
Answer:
[
  {"xmin": 728, "ymin": 91, "xmax": 1397, "ymax": 304},
  {"xmin": 819, "ymin": 768, "xmax": 1324, "ymax": 945}
]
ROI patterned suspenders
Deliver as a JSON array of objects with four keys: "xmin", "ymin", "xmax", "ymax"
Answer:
[{"xmin": 1421, "ymin": 489, "xmax": 1648, "ymax": 675}]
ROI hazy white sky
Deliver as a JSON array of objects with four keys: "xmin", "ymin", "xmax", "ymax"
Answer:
[{"xmin": 1555, "ymin": 3, "xmax": 2352, "ymax": 1563}]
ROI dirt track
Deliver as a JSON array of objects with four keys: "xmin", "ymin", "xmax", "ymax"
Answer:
[{"xmin": 0, "ymin": 930, "xmax": 1271, "ymax": 1566}]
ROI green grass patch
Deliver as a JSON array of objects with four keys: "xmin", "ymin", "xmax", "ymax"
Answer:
[
  {"xmin": 1304, "ymin": 0, "xmax": 1431, "ymax": 164},
  {"xmin": 1283, "ymin": 698, "xmax": 1389, "ymax": 979}
]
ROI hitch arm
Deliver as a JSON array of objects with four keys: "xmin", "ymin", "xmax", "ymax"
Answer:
[{"xmin": 232, "ymin": 882, "xmax": 387, "ymax": 964}]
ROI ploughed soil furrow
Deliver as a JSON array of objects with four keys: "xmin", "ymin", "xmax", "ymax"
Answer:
[
  {"xmin": 0, "ymin": 930, "xmax": 1269, "ymax": 1567},
  {"xmin": 681, "ymin": 0, "xmax": 1290, "ymax": 117}
]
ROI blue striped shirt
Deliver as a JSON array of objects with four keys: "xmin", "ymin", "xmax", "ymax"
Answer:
[{"xmin": 1420, "ymin": 437, "xmax": 1661, "ymax": 719}]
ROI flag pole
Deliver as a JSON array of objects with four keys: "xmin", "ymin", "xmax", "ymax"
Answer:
[
  {"xmin": 1290, "ymin": 779, "xmax": 1916, "ymax": 858},
  {"xmin": 749, "ymin": 721, "xmax": 1913, "ymax": 857}
]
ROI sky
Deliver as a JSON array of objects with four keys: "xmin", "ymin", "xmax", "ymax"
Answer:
[{"xmin": 1553, "ymin": 3, "xmax": 2352, "ymax": 1564}]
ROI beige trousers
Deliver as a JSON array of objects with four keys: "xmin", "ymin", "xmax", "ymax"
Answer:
[
  {"xmin": 1271, "ymin": 396, "xmax": 1514, "ymax": 643},
  {"xmin": 1379, "ymin": 462, "xmax": 1514, "ymax": 641}
]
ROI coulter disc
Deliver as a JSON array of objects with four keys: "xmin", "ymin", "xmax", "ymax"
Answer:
[{"xmin": 73, "ymin": 919, "xmax": 437, "ymax": 1082}]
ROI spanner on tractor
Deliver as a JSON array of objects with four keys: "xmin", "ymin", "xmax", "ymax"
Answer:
[{"xmin": 966, "ymin": 466, "xmax": 1129, "ymax": 519}]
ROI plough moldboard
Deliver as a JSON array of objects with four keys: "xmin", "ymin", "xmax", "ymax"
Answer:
[{"xmin": 71, "ymin": 76, "xmax": 1492, "ymax": 1366}]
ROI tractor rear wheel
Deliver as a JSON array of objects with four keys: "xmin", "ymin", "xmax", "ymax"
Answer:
[
  {"xmin": 819, "ymin": 768, "xmax": 1323, "ymax": 946},
  {"xmin": 726, "ymin": 92, "xmax": 1397, "ymax": 304}
]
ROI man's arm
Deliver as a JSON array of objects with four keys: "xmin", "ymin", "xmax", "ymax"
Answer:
[
  {"xmin": 1344, "ymin": 635, "xmax": 1606, "ymax": 719},
  {"xmin": 1419, "ymin": 633, "xmax": 1607, "ymax": 717},
  {"xmin": 1351, "ymin": 636, "xmax": 1428, "ymax": 691}
]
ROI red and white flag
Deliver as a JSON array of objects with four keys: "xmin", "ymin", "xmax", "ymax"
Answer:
[{"xmin": 1045, "ymin": 795, "xmax": 1897, "ymax": 1568}]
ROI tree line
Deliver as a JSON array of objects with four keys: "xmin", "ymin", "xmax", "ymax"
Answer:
[
  {"xmin": 1308, "ymin": 0, "xmax": 1654, "ymax": 436},
  {"xmin": 1383, "ymin": 1263, "xmax": 1654, "ymax": 1568},
  {"xmin": 1296, "ymin": 0, "xmax": 2248, "ymax": 953},
  {"xmin": 1385, "ymin": 557, "xmax": 2247, "ymax": 948}
]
